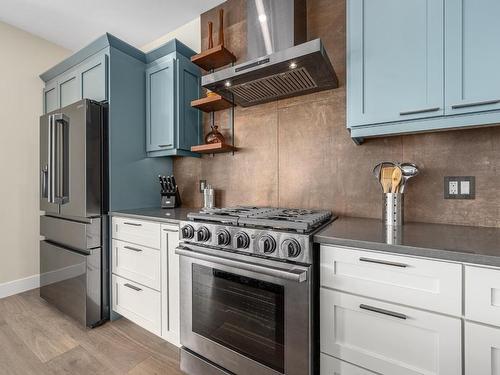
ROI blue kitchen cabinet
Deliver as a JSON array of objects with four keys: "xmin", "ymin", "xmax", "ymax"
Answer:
[
  {"xmin": 42, "ymin": 52, "xmax": 108, "ymax": 113},
  {"xmin": 146, "ymin": 52, "xmax": 201, "ymax": 158},
  {"xmin": 347, "ymin": 0, "xmax": 444, "ymax": 127},
  {"xmin": 146, "ymin": 59, "xmax": 175, "ymax": 153},
  {"xmin": 445, "ymin": 0, "xmax": 500, "ymax": 115},
  {"xmin": 347, "ymin": 0, "xmax": 500, "ymax": 142}
]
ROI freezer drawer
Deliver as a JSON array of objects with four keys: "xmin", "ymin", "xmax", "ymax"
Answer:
[
  {"xmin": 40, "ymin": 215, "xmax": 101, "ymax": 251},
  {"xmin": 40, "ymin": 240, "xmax": 102, "ymax": 327}
]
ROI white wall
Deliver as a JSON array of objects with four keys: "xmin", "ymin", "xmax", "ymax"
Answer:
[
  {"xmin": 0, "ymin": 21, "xmax": 70, "ymax": 289},
  {"xmin": 141, "ymin": 17, "xmax": 201, "ymax": 53}
]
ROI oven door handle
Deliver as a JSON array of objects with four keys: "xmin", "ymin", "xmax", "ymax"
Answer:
[{"xmin": 175, "ymin": 247, "xmax": 308, "ymax": 283}]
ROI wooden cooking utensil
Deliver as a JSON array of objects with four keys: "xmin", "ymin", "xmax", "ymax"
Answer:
[
  {"xmin": 391, "ymin": 167, "xmax": 403, "ymax": 193},
  {"xmin": 381, "ymin": 166, "xmax": 395, "ymax": 193},
  {"xmin": 218, "ymin": 9, "xmax": 225, "ymax": 46},
  {"xmin": 208, "ymin": 21, "xmax": 214, "ymax": 49}
]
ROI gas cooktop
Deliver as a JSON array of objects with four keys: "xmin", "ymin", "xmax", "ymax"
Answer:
[{"xmin": 187, "ymin": 206, "xmax": 335, "ymax": 233}]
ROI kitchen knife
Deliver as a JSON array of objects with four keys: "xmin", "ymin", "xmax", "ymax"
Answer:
[
  {"xmin": 167, "ymin": 176, "xmax": 174, "ymax": 192},
  {"xmin": 171, "ymin": 175, "xmax": 177, "ymax": 191},
  {"xmin": 162, "ymin": 176, "xmax": 169, "ymax": 192},
  {"xmin": 158, "ymin": 175, "xmax": 165, "ymax": 192}
]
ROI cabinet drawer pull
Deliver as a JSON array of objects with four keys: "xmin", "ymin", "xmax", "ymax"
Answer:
[
  {"xmin": 124, "ymin": 246, "xmax": 143, "ymax": 252},
  {"xmin": 359, "ymin": 257, "xmax": 408, "ymax": 268},
  {"xmin": 451, "ymin": 99, "xmax": 500, "ymax": 109},
  {"xmin": 163, "ymin": 228, "xmax": 179, "ymax": 233},
  {"xmin": 124, "ymin": 283, "xmax": 142, "ymax": 292},
  {"xmin": 123, "ymin": 222, "xmax": 142, "ymax": 227},
  {"xmin": 359, "ymin": 304, "xmax": 407, "ymax": 320},
  {"xmin": 399, "ymin": 107, "xmax": 440, "ymax": 116},
  {"xmin": 158, "ymin": 144, "xmax": 172, "ymax": 148}
]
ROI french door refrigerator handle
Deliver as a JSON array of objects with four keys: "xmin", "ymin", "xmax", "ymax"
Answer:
[
  {"xmin": 47, "ymin": 114, "xmax": 56, "ymax": 203},
  {"xmin": 175, "ymin": 246, "xmax": 308, "ymax": 282},
  {"xmin": 53, "ymin": 114, "xmax": 69, "ymax": 204}
]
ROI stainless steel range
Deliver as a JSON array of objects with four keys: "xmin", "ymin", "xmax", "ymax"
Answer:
[{"xmin": 176, "ymin": 207, "xmax": 335, "ymax": 375}]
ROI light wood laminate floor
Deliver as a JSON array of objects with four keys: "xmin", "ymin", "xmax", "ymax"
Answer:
[{"xmin": 0, "ymin": 289, "xmax": 183, "ymax": 375}]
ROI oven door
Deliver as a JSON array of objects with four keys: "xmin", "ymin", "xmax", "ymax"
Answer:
[{"xmin": 176, "ymin": 245, "xmax": 312, "ymax": 375}]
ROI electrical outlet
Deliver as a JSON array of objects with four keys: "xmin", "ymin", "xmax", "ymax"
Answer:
[
  {"xmin": 444, "ymin": 176, "xmax": 476, "ymax": 199},
  {"xmin": 449, "ymin": 181, "xmax": 458, "ymax": 195}
]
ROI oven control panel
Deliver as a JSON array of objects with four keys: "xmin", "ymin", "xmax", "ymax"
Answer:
[{"xmin": 179, "ymin": 221, "xmax": 313, "ymax": 264}]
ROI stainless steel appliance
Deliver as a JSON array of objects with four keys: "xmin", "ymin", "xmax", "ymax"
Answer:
[
  {"xmin": 39, "ymin": 99, "xmax": 109, "ymax": 328},
  {"xmin": 176, "ymin": 207, "xmax": 335, "ymax": 375},
  {"xmin": 202, "ymin": 0, "xmax": 339, "ymax": 107}
]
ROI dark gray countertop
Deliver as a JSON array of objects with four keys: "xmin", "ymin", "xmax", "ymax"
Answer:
[
  {"xmin": 111, "ymin": 207, "xmax": 199, "ymax": 225},
  {"xmin": 314, "ymin": 217, "xmax": 500, "ymax": 267}
]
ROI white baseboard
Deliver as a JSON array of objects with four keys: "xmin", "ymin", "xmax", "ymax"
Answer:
[{"xmin": 0, "ymin": 274, "xmax": 40, "ymax": 299}]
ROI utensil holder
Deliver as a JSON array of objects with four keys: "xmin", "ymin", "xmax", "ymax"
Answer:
[{"xmin": 383, "ymin": 193, "xmax": 404, "ymax": 227}]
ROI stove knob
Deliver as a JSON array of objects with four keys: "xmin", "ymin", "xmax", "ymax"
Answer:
[
  {"xmin": 235, "ymin": 232, "xmax": 250, "ymax": 249},
  {"xmin": 181, "ymin": 225, "xmax": 195, "ymax": 239},
  {"xmin": 259, "ymin": 235, "xmax": 276, "ymax": 254},
  {"xmin": 196, "ymin": 226, "xmax": 211, "ymax": 242},
  {"xmin": 282, "ymin": 239, "xmax": 301, "ymax": 258},
  {"xmin": 216, "ymin": 229, "xmax": 231, "ymax": 246}
]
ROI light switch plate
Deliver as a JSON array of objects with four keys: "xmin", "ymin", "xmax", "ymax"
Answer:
[{"xmin": 444, "ymin": 176, "xmax": 475, "ymax": 199}]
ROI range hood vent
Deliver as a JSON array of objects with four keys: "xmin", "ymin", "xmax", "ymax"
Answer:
[
  {"xmin": 229, "ymin": 66, "xmax": 317, "ymax": 105},
  {"xmin": 201, "ymin": 0, "xmax": 338, "ymax": 107}
]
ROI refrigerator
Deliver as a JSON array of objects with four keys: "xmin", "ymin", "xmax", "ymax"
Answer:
[{"xmin": 39, "ymin": 99, "xmax": 109, "ymax": 328}]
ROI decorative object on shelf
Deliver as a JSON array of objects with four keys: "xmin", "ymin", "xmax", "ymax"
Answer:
[
  {"xmin": 206, "ymin": 90, "xmax": 217, "ymax": 98},
  {"xmin": 208, "ymin": 21, "xmax": 214, "ymax": 49},
  {"xmin": 158, "ymin": 175, "xmax": 182, "ymax": 208},
  {"xmin": 218, "ymin": 9, "xmax": 225, "ymax": 46},
  {"xmin": 205, "ymin": 124, "xmax": 225, "ymax": 144},
  {"xmin": 373, "ymin": 161, "xmax": 419, "ymax": 227}
]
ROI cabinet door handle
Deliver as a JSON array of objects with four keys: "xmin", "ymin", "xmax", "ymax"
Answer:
[
  {"xmin": 158, "ymin": 144, "xmax": 172, "ymax": 148},
  {"xmin": 399, "ymin": 107, "xmax": 440, "ymax": 116},
  {"xmin": 124, "ymin": 246, "xmax": 143, "ymax": 252},
  {"xmin": 451, "ymin": 99, "xmax": 500, "ymax": 109},
  {"xmin": 123, "ymin": 222, "xmax": 142, "ymax": 227},
  {"xmin": 163, "ymin": 228, "xmax": 179, "ymax": 233},
  {"xmin": 359, "ymin": 257, "xmax": 408, "ymax": 268},
  {"xmin": 124, "ymin": 283, "xmax": 142, "ymax": 292},
  {"xmin": 359, "ymin": 304, "xmax": 407, "ymax": 320}
]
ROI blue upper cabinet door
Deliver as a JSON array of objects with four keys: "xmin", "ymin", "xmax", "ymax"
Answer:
[
  {"xmin": 347, "ymin": 0, "xmax": 444, "ymax": 127},
  {"xmin": 176, "ymin": 56, "xmax": 201, "ymax": 151},
  {"xmin": 44, "ymin": 79, "xmax": 58, "ymax": 113},
  {"xmin": 59, "ymin": 70, "xmax": 80, "ymax": 108},
  {"xmin": 79, "ymin": 53, "xmax": 108, "ymax": 102},
  {"xmin": 445, "ymin": 0, "xmax": 500, "ymax": 115},
  {"xmin": 146, "ymin": 59, "xmax": 175, "ymax": 152}
]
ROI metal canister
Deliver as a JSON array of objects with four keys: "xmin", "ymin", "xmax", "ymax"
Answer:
[
  {"xmin": 383, "ymin": 193, "xmax": 404, "ymax": 227},
  {"xmin": 203, "ymin": 187, "xmax": 215, "ymax": 209}
]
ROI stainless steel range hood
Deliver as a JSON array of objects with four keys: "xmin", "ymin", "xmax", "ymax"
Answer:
[{"xmin": 202, "ymin": 0, "xmax": 338, "ymax": 107}]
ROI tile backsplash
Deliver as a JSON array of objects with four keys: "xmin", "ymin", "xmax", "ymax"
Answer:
[{"xmin": 174, "ymin": 0, "xmax": 500, "ymax": 228}]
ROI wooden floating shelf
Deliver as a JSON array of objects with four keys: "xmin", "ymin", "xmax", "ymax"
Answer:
[
  {"xmin": 191, "ymin": 45, "xmax": 236, "ymax": 71},
  {"xmin": 191, "ymin": 94, "xmax": 235, "ymax": 112},
  {"xmin": 191, "ymin": 142, "xmax": 237, "ymax": 154}
]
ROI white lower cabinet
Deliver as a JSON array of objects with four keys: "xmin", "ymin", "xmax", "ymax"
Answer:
[
  {"xmin": 112, "ymin": 275, "xmax": 161, "ymax": 336},
  {"xmin": 111, "ymin": 216, "xmax": 181, "ymax": 347},
  {"xmin": 160, "ymin": 224, "xmax": 181, "ymax": 346},
  {"xmin": 465, "ymin": 321, "xmax": 500, "ymax": 375},
  {"xmin": 321, "ymin": 289, "xmax": 462, "ymax": 375},
  {"xmin": 321, "ymin": 354, "xmax": 376, "ymax": 374},
  {"xmin": 465, "ymin": 265, "xmax": 500, "ymax": 327}
]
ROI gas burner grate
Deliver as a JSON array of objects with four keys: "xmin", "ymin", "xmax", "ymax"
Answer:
[{"xmin": 187, "ymin": 206, "xmax": 334, "ymax": 233}]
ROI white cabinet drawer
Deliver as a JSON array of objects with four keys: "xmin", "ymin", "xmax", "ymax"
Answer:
[
  {"xmin": 320, "ymin": 245, "xmax": 462, "ymax": 315},
  {"xmin": 112, "ymin": 275, "xmax": 161, "ymax": 336},
  {"xmin": 321, "ymin": 289, "xmax": 461, "ymax": 375},
  {"xmin": 112, "ymin": 239, "xmax": 160, "ymax": 290},
  {"xmin": 112, "ymin": 217, "xmax": 160, "ymax": 249},
  {"xmin": 321, "ymin": 354, "xmax": 376, "ymax": 374},
  {"xmin": 465, "ymin": 321, "xmax": 500, "ymax": 375},
  {"xmin": 465, "ymin": 265, "xmax": 500, "ymax": 327}
]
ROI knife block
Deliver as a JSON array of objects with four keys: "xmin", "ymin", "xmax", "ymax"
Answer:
[{"xmin": 161, "ymin": 188, "xmax": 182, "ymax": 208}]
